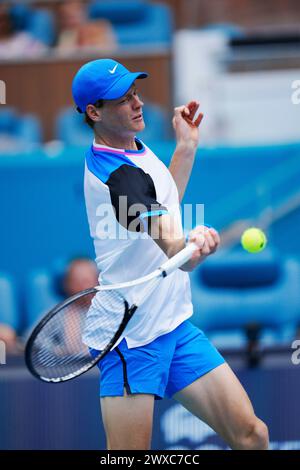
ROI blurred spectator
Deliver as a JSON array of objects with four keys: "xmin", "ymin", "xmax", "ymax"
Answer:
[
  {"xmin": 56, "ymin": 1, "xmax": 117, "ymax": 52},
  {"xmin": 0, "ymin": 323, "xmax": 19, "ymax": 354},
  {"xmin": 53, "ymin": 257, "xmax": 99, "ymax": 354},
  {"xmin": 62, "ymin": 257, "xmax": 99, "ymax": 297},
  {"xmin": 0, "ymin": 3, "xmax": 47, "ymax": 59},
  {"xmin": 22, "ymin": 257, "xmax": 99, "ymax": 348}
]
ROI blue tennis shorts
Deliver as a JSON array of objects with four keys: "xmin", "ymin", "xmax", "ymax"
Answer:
[{"xmin": 90, "ymin": 320, "xmax": 225, "ymax": 399}]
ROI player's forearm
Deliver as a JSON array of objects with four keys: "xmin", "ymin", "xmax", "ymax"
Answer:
[
  {"xmin": 156, "ymin": 234, "xmax": 186, "ymax": 261},
  {"xmin": 148, "ymin": 215, "xmax": 219, "ymax": 272},
  {"xmin": 150, "ymin": 218, "xmax": 207, "ymax": 272},
  {"xmin": 149, "ymin": 214, "xmax": 202, "ymax": 271},
  {"xmin": 169, "ymin": 142, "xmax": 197, "ymax": 202},
  {"xmin": 149, "ymin": 214, "xmax": 186, "ymax": 259}
]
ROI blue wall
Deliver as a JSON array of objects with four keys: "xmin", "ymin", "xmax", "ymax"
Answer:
[{"xmin": 1, "ymin": 150, "xmax": 94, "ymax": 283}]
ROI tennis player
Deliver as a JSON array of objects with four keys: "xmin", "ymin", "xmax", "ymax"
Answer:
[{"xmin": 72, "ymin": 59, "xmax": 269, "ymax": 450}]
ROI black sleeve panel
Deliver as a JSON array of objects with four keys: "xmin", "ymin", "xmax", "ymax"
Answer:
[{"xmin": 106, "ymin": 164, "xmax": 168, "ymax": 231}]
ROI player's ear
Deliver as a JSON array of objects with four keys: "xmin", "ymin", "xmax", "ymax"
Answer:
[{"xmin": 86, "ymin": 104, "xmax": 102, "ymax": 123}]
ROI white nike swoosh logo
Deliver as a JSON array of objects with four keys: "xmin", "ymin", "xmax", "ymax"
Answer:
[{"xmin": 108, "ymin": 64, "xmax": 118, "ymax": 74}]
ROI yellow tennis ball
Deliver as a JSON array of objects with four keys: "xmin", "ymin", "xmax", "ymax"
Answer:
[{"xmin": 241, "ymin": 228, "xmax": 267, "ymax": 253}]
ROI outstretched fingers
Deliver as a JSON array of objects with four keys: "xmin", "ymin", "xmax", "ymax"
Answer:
[
  {"xmin": 194, "ymin": 112, "xmax": 204, "ymax": 127},
  {"xmin": 183, "ymin": 101, "xmax": 203, "ymax": 127}
]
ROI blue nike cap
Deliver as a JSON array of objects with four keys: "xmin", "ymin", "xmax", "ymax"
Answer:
[{"xmin": 72, "ymin": 59, "xmax": 148, "ymax": 113}]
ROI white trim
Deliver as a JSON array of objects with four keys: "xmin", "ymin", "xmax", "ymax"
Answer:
[{"xmin": 92, "ymin": 139, "xmax": 125, "ymax": 153}]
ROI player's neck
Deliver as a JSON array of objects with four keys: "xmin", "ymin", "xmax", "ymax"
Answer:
[{"xmin": 94, "ymin": 130, "xmax": 137, "ymax": 151}]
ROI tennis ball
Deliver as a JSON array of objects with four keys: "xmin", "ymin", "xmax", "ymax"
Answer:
[{"xmin": 241, "ymin": 227, "xmax": 267, "ymax": 253}]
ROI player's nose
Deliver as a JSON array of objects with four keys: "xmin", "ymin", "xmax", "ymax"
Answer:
[{"xmin": 133, "ymin": 94, "xmax": 144, "ymax": 108}]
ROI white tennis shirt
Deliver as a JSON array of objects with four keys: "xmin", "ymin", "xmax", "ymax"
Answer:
[{"xmin": 83, "ymin": 138, "xmax": 193, "ymax": 349}]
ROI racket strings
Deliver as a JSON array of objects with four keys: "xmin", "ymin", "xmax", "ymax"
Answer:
[{"xmin": 30, "ymin": 289, "xmax": 127, "ymax": 381}]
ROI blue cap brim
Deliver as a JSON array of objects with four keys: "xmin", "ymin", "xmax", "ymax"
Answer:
[{"xmin": 102, "ymin": 72, "xmax": 148, "ymax": 100}]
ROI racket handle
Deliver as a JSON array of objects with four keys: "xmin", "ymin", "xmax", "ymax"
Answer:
[{"xmin": 159, "ymin": 242, "xmax": 198, "ymax": 276}]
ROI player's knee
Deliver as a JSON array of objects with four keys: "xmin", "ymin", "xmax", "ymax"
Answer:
[{"xmin": 234, "ymin": 418, "xmax": 269, "ymax": 450}]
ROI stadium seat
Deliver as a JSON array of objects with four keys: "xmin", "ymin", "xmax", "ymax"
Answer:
[
  {"xmin": 0, "ymin": 107, "xmax": 42, "ymax": 150},
  {"xmin": 55, "ymin": 107, "xmax": 93, "ymax": 147},
  {"xmin": 55, "ymin": 103, "xmax": 168, "ymax": 146},
  {"xmin": 10, "ymin": 4, "xmax": 55, "ymax": 47},
  {"xmin": 88, "ymin": 0, "xmax": 173, "ymax": 46},
  {"xmin": 190, "ymin": 248, "xmax": 300, "ymax": 348},
  {"xmin": 0, "ymin": 273, "xmax": 19, "ymax": 331}
]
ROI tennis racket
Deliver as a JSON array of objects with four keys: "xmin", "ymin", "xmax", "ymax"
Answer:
[{"xmin": 25, "ymin": 242, "xmax": 197, "ymax": 383}]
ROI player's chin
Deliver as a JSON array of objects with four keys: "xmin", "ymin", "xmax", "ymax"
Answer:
[{"xmin": 132, "ymin": 118, "xmax": 145, "ymax": 132}]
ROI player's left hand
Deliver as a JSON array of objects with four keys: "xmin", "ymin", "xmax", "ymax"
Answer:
[
  {"xmin": 198, "ymin": 226, "xmax": 220, "ymax": 257},
  {"xmin": 184, "ymin": 225, "xmax": 220, "ymax": 271},
  {"xmin": 172, "ymin": 101, "xmax": 204, "ymax": 150}
]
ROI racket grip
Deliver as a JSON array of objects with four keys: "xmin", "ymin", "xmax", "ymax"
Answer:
[{"xmin": 160, "ymin": 242, "xmax": 198, "ymax": 276}]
